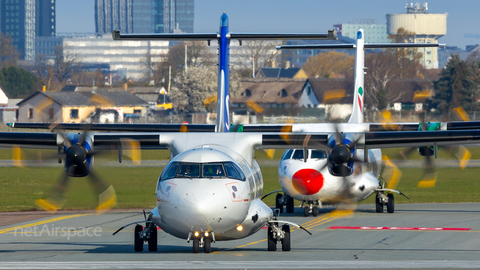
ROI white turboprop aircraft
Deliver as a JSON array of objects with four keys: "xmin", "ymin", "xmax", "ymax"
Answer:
[
  {"xmin": 262, "ymin": 29, "xmax": 447, "ymax": 216},
  {"xmin": 3, "ymin": 22, "xmax": 480, "ymax": 254}
]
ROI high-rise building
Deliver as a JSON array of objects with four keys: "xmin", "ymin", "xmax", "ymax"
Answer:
[
  {"xmin": 334, "ymin": 22, "xmax": 388, "ymax": 43},
  {"xmin": 95, "ymin": 0, "xmax": 133, "ymax": 34},
  {"xmin": 0, "ymin": 0, "xmax": 55, "ymax": 61},
  {"xmin": 36, "ymin": 0, "xmax": 55, "ymax": 37},
  {"xmin": 96, "ymin": 0, "xmax": 194, "ymax": 34}
]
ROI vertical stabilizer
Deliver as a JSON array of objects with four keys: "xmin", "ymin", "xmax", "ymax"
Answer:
[
  {"xmin": 216, "ymin": 13, "xmax": 230, "ymax": 132},
  {"xmin": 348, "ymin": 29, "xmax": 365, "ymax": 124}
]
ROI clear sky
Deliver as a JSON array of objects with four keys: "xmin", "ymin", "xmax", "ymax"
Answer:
[{"xmin": 57, "ymin": 0, "xmax": 480, "ymax": 49}]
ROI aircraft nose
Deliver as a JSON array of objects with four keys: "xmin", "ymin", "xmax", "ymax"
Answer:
[{"xmin": 292, "ymin": 168, "xmax": 324, "ymax": 195}]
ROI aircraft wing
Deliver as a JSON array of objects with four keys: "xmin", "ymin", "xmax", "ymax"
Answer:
[{"xmin": 276, "ymin": 43, "xmax": 445, "ymax": 50}]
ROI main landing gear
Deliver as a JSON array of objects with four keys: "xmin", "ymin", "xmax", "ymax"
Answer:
[
  {"xmin": 375, "ymin": 191, "xmax": 395, "ymax": 213},
  {"xmin": 267, "ymin": 223, "xmax": 291, "ymax": 251},
  {"xmin": 275, "ymin": 193, "xmax": 294, "ymax": 214},
  {"xmin": 133, "ymin": 223, "xmax": 158, "ymax": 252},
  {"xmin": 188, "ymin": 231, "xmax": 214, "ymax": 253},
  {"xmin": 302, "ymin": 201, "xmax": 320, "ymax": 217}
]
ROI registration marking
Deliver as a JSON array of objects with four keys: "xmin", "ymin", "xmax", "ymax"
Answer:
[{"xmin": 328, "ymin": 226, "xmax": 471, "ymax": 231}]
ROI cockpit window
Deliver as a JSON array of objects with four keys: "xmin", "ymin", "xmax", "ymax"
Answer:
[
  {"xmin": 161, "ymin": 162, "xmax": 180, "ymax": 181},
  {"xmin": 311, "ymin": 150, "xmax": 328, "ymax": 159},
  {"xmin": 177, "ymin": 163, "xmax": 200, "ymax": 178},
  {"xmin": 292, "ymin": 149, "xmax": 304, "ymax": 160},
  {"xmin": 281, "ymin": 149, "xmax": 294, "ymax": 160},
  {"xmin": 162, "ymin": 161, "xmax": 245, "ymax": 181},
  {"xmin": 224, "ymin": 163, "xmax": 242, "ymax": 180},
  {"xmin": 203, "ymin": 163, "xmax": 226, "ymax": 178}
]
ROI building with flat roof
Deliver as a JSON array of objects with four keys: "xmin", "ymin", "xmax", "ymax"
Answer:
[{"xmin": 334, "ymin": 22, "xmax": 388, "ymax": 44}]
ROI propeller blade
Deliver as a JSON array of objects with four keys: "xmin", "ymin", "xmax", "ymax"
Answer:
[
  {"xmin": 120, "ymin": 138, "xmax": 141, "ymax": 165},
  {"xmin": 382, "ymin": 155, "xmax": 403, "ymax": 190},
  {"xmin": 35, "ymin": 167, "xmax": 72, "ymax": 212},
  {"xmin": 417, "ymin": 154, "xmax": 437, "ymax": 188},
  {"xmin": 86, "ymin": 166, "xmax": 117, "ymax": 214}
]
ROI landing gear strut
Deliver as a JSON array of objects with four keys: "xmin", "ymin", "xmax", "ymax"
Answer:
[
  {"xmin": 189, "ymin": 232, "xmax": 214, "ymax": 253},
  {"xmin": 302, "ymin": 201, "xmax": 320, "ymax": 217},
  {"xmin": 275, "ymin": 193, "xmax": 295, "ymax": 214},
  {"xmin": 375, "ymin": 191, "xmax": 395, "ymax": 214},
  {"xmin": 267, "ymin": 223, "xmax": 291, "ymax": 252},
  {"xmin": 133, "ymin": 223, "xmax": 158, "ymax": 252}
]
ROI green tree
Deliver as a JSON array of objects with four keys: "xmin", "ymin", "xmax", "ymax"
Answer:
[
  {"xmin": 428, "ymin": 54, "xmax": 478, "ymax": 116},
  {"xmin": 0, "ymin": 66, "xmax": 41, "ymax": 98}
]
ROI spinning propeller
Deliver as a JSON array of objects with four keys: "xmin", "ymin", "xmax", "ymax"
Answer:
[{"xmin": 34, "ymin": 125, "xmax": 118, "ymax": 213}]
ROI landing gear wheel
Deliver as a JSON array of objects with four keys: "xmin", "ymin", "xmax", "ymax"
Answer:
[
  {"xmin": 312, "ymin": 206, "xmax": 319, "ymax": 217},
  {"xmin": 204, "ymin": 238, "xmax": 211, "ymax": 253},
  {"xmin": 275, "ymin": 193, "xmax": 283, "ymax": 214},
  {"xmin": 303, "ymin": 206, "xmax": 310, "ymax": 217},
  {"xmin": 267, "ymin": 227, "xmax": 277, "ymax": 251},
  {"xmin": 281, "ymin": 225, "xmax": 291, "ymax": 251},
  {"xmin": 192, "ymin": 238, "xmax": 200, "ymax": 253},
  {"xmin": 148, "ymin": 225, "xmax": 157, "ymax": 252},
  {"xmin": 134, "ymin": 225, "xmax": 143, "ymax": 252},
  {"xmin": 286, "ymin": 195, "xmax": 294, "ymax": 213},
  {"xmin": 387, "ymin": 193, "xmax": 395, "ymax": 213},
  {"xmin": 375, "ymin": 194, "xmax": 383, "ymax": 213}
]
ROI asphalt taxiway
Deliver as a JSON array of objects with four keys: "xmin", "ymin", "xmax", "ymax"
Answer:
[{"xmin": 1, "ymin": 203, "xmax": 480, "ymax": 269}]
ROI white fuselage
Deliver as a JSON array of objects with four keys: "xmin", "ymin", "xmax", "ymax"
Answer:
[
  {"xmin": 278, "ymin": 148, "xmax": 383, "ymax": 205},
  {"xmin": 152, "ymin": 147, "xmax": 273, "ymax": 241}
]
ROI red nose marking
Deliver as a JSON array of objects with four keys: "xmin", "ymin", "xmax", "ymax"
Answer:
[{"xmin": 292, "ymin": 169, "xmax": 324, "ymax": 195}]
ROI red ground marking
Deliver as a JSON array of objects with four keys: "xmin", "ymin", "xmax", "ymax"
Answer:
[
  {"xmin": 328, "ymin": 226, "xmax": 470, "ymax": 231},
  {"xmin": 262, "ymin": 226, "xmax": 268, "ymax": 230}
]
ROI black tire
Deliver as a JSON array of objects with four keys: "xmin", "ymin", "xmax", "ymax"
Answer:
[
  {"xmin": 375, "ymin": 195, "xmax": 383, "ymax": 213},
  {"xmin": 312, "ymin": 206, "xmax": 319, "ymax": 217},
  {"xmin": 134, "ymin": 225, "xmax": 143, "ymax": 252},
  {"xmin": 286, "ymin": 195, "xmax": 294, "ymax": 213},
  {"xmin": 204, "ymin": 238, "xmax": 211, "ymax": 253},
  {"xmin": 281, "ymin": 225, "xmax": 291, "ymax": 251},
  {"xmin": 303, "ymin": 206, "xmax": 310, "ymax": 217},
  {"xmin": 193, "ymin": 238, "xmax": 200, "ymax": 253},
  {"xmin": 148, "ymin": 226, "xmax": 158, "ymax": 252},
  {"xmin": 387, "ymin": 193, "xmax": 395, "ymax": 213},
  {"xmin": 275, "ymin": 193, "xmax": 283, "ymax": 214},
  {"xmin": 267, "ymin": 227, "xmax": 277, "ymax": 251}
]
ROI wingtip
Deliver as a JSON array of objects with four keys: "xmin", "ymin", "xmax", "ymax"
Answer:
[
  {"xmin": 6, "ymin": 123, "xmax": 13, "ymax": 128},
  {"xmin": 112, "ymin": 30, "xmax": 120, "ymax": 40}
]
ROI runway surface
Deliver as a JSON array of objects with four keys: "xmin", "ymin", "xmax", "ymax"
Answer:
[{"xmin": 2, "ymin": 203, "xmax": 480, "ymax": 269}]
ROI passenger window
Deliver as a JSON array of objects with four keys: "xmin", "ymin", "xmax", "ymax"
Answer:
[
  {"xmin": 281, "ymin": 149, "xmax": 294, "ymax": 160},
  {"xmin": 177, "ymin": 163, "xmax": 200, "ymax": 178},
  {"xmin": 203, "ymin": 163, "xmax": 225, "ymax": 177},
  {"xmin": 292, "ymin": 150, "xmax": 304, "ymax": 160},
  {"xmin": 224, "ymin": 163, "xmax": 241, "ymax": 180},
  {"xmin": 161, "ymin": 162, "xmax": 179, "ymax": 181},
  {"xmin": 311, "ymin": 150, "xmax": 327, "ymax": 159}
]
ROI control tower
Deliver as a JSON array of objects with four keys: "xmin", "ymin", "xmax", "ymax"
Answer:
[{"xmin": 386, "ymin": 2, "xmax": 447, "ymax": 69}]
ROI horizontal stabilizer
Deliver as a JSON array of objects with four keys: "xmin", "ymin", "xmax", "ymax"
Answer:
[
  {"xmin": 364, "ymin": 43, "xmax": 446, "ymax": 48},
  {"xmin": 231, "ymin": 30, "xmax": 337, "ymax": 40},
  {"xmin": 112, "ymin": 31, "xmax": 218, "ymax": 40},
  {"xmin": 277, "ymin": 44, "xmax": 355, "ymax": 50}
]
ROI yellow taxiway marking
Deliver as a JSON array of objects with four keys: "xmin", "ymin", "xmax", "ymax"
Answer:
[
  {"xmin": 0, "ymin": 214, "xmax": 92, "ymax": 234},
  {"xmin": 212, "ymin": 209, "xmax": 354, "ymax": 253}
]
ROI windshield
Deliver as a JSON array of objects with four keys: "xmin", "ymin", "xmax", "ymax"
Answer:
[
  {"xmin": 311, "ymin": 150, "xmax": 328, "ymax": 159},
  {"xmin": 161, "ymin": 162, "xmax": 245, "ymax": 181}
]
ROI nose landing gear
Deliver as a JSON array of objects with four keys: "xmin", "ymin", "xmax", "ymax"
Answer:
[
  {"xmin": 301, "ymin": 201, "xmax": 320, "ymax": 217},
  {"xmin": 188, "ymin": 232, "xmax": 214, "ymax": 253},
  {"xmin": 267, "ymin": 223, "xmax": 290, "ymax": 251},
  {"xmin": 133, "ymin": 223, "xmax": 158, "ymax": 252}
]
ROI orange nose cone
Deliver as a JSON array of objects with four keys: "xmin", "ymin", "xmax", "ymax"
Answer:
[{"xmin": 292, "ymin": 169, "xmax": 324, "ymax": 195}]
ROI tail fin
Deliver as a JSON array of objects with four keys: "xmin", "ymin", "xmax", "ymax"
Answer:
[{"xmin": 348, "ymin": 29, "xmax": 365, "ymax": 124}]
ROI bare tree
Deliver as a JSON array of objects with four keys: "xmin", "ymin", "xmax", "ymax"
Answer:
[
  {"xmin": 234, "ymin": 40, "xmax": 283, "ymax": 78},
  {"xmin": 0, "ymin": 33, "xmax": 20, "ymax": 69},
  {"xmin": 53, "ymin": 44, "xmax": 80, "ymax": 83},
  {"xmin": 169, "ymin": 66, "xmax": 240, "ymax": 114}
]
